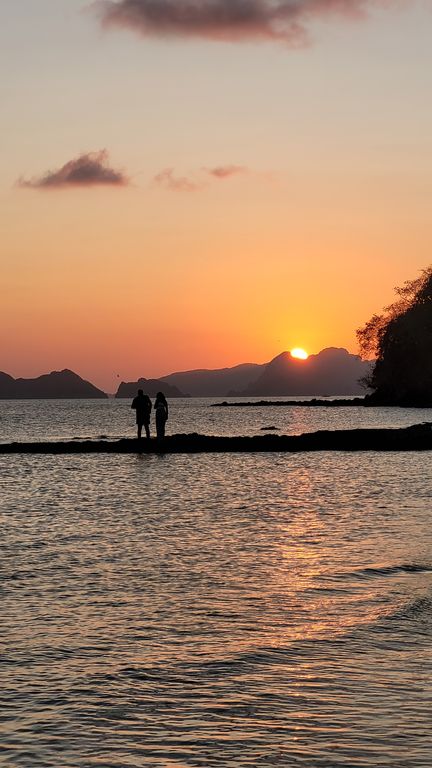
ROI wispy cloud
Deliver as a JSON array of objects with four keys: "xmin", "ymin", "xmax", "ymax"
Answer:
[
  {"xmin": 96, "ymin": 0, "xmax": 395, "ymax": 46},
  {"xmin": 153, "ymin": 164, "xmax": 250, "ymax": 191},
  {"xmin": 153, "ymin": 168, "xmax": 202, "ymax": 192},
  {"xmin": 18, "ymin": 150, "xmax": 129, "ymax": 190},
  {"xmin": 205, "ymin": 165, "xmax": 248, "ymax": 179}
]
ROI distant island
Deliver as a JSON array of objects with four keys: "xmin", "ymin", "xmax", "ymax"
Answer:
[
  {"xmin": 160, "ymin": 348, "xmax": 370, "ymax": 397},
  {"xmin": 160, "ymin": 362, "xmax": 264, "ymax": 397},
  {"xmin": 115, "ymin": 377, "xmax": 187, "ymax": 398},
  {"xmin": 0, "ymin": 369, "xmax": 107, "ymax": 399},
  {"xmin": 234, "ymin": 348, "xmax": 370, "ymax": 397},
  {"xmin": 5, "ymin": 261, "xmax": 431, "ymax": 405},
  {"xmin": 0, "ymin": 348, "xmax": 370, "ymax": 399},
  {"xmin": 5, "ymin": 262, "xmax": 432, "ymax": 404}
]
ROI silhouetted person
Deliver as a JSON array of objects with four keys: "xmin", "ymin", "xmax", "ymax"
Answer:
[
  {"xmin": 131, "ymin": 389, "xmax": 152, "ymax": 439},
  {"xmin": 154, "ymin": 392, "xmax": 168, "ymax": 439}
]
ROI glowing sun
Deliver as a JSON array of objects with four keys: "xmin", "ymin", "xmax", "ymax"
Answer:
[{"xmin": 291, "ymin": 347, "xmax": 309, "ymax": 360}]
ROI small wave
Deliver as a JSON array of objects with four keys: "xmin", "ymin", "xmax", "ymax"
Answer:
[
  {"xmin": 384, "ymin": 592, "xmax": 432, "ymax": 624},
  {"xmin": 360, "ymin": 563, "xmax": 432, "ymax": 577},
  {"xmin": 334, "ymin": 563, "xmax": 432, "ymax": 581}
]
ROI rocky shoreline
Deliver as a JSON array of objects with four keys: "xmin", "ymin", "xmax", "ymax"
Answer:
[
  {"xmin": 212, "ymin": 398, "xmax": 432, "ymax": 408},
  {"xmin": 212, "ymin": 398, "xmax": 366, "ymax": 407},
  {"xmin": 1, "ymin": 423, "xmax": 432, "ymax": 454}
]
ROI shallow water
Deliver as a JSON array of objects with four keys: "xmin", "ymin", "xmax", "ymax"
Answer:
[
  {"xmin": 1, "ymin": 397, "xmax": 432, "ymax": 443},
  {"xmin": 1, "ymin": 446, "xmax": 432, "ymax": 767}
]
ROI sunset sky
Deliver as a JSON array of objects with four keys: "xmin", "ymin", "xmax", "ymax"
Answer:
[{"xmin": 1, "ymin": 1, "xmax": 431, "ymax": 390}]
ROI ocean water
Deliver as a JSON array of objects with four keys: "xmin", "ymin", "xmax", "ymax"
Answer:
[
  {"xmin": 1, "ymin": 397, "xmax": 432, "ymax": 443},
  {"xmin": 1, "ymin": 400, "xmax": 432, "ymax": 767}
]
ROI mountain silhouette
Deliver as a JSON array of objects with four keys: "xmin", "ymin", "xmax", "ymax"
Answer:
[
  {"xmin": 0, "ymin": 349, "xmax": 371, "ymax": 400},
  {"xmin": 0, "ymin": 369, "xmax": 107, "ymax": 399},
  {"xmin": 160, "ymin": 363, "xmax": 264, "ymax": 397},
  {"xmin": 160, "ymin": 349, "xmax": 369, "ymax": 397},
  {"xmin": 115, "ymin": 377, "xmax": 187, "ymax": 398},
  {"xmin": 239, "ymin": 348, "xmax": 370, "ymax": 396}
]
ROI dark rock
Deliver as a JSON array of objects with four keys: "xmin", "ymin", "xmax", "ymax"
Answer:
[
  {"xmin": 364, "ymin": 392, "xmax": 432, "ymax": 408},
  {"xmin": 2, "ymin": 423, "xmax": 432, "ymax": 454},
  {"xmin": 212, "ymin": 398, "xmax": 367, "ymax": 407}
]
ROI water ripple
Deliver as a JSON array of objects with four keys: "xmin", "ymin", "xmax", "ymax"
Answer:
[{"xmin": 1, "ymin": 451, "xmax": 431, "ymax": 767}]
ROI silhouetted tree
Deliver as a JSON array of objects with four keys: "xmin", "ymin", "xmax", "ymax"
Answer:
[{"xmin": 357, "ymin": 266, "xmax": 432, "ymax": 405}]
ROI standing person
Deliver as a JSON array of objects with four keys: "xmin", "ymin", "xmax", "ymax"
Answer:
[
  {"xmin": 131, "ymin": 389, "xmax": 152, "ymax": 439},
  {"xmin": 154, "ymin": 392, "xmax": 168, "ymax": 439}
]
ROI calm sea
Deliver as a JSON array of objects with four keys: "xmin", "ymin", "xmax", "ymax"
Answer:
[{"xmin": 1, "ymin": 399, "xmax": 431, "ymax": 767}]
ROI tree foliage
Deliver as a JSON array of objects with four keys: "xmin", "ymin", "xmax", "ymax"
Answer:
[{"xmin": 357, "ymin": 266, "xmax": 432, "ymax": 404}]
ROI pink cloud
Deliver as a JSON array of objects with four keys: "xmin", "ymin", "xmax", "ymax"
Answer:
[
  {"xmin": 153, "ymin": 168, "xmax": 201, "ymax": 192},
  {"xmin": 153, "ymin": 164, "xmax": 251, "ymax": 191},
  {"xmin": 19, "ymin": 150, "xmax": 129, "ymax": 189}
]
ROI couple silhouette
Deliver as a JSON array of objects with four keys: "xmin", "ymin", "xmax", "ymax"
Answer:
[{"xmin": 131, "ymin": 390, "xmax": 169, "ymax": 440}]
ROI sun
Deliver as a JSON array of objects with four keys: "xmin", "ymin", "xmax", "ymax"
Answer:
[{"xmin": 291, "ymin": 347, "xmax": 309, "ymax": 360}]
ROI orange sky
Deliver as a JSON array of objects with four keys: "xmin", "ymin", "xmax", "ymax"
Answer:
[{"xmin": 1, "ymin": 1, "xmax": 431, "ymax": 390}]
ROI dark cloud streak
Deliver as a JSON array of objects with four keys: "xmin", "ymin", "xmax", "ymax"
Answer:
[
  {"xmin": 205, "ymin": 165, "xmax": 248, "ymax": 178},
  {"xmin": 19, "ymin": 150, "xmax": 129, "ymax": 189},
  {"xmin": 97, "ymin": 0, "xmax": 395, "ymax": 45}
]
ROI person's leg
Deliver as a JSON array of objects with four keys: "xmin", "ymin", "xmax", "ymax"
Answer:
[
  {"xmin": 137, "ymin": 423, "xmax": 142, "ymax": 439},
  {"xmin": 145, "ymin": 422, "xmax": 150, "ymax": 439}
]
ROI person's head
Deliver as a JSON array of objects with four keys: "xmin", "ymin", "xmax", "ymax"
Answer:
[
  {"xmin": 138, "ymin": 389, "xmax": 143, "ymax": 396},
  {"xmin": 156, "ymin": 391, "xmax": 166, "ymax": 403}
]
